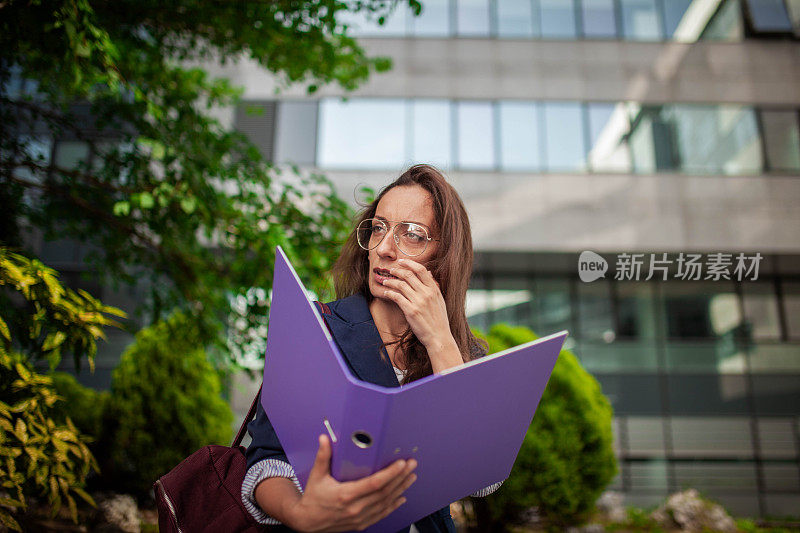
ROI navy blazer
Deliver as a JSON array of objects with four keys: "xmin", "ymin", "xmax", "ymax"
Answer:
[{"xmin": 245, "ymin": 293, "xmax": 456, "ymax": 533}]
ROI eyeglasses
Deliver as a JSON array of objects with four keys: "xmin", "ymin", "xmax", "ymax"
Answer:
[{"xmin": 356, "ymin": 218, "xmax": 436, "ymax": 257}]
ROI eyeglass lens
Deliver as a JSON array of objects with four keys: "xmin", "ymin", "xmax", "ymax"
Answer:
[{"xmin": 357, "ymin": 219, "xmax": 429, "ymax": 256}]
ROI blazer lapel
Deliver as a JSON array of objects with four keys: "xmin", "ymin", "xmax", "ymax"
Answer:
[{"xmin": 321, "ymin": 293, "xmax": 400, "ymax": 389}]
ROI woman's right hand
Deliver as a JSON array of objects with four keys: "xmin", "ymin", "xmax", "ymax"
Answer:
[{"xmin": 287, "ymin": 434, "xmax": 417, "ymax": 532}]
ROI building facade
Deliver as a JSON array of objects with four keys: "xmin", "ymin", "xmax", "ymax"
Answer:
[{"xmin": 208, "ymin": 0, "xmax": 800, "ymax": 517}]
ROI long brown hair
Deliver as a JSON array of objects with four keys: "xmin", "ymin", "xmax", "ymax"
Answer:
[{"xmin": 331, "ymin": 164, "xmax": 485, "ymax": 384}]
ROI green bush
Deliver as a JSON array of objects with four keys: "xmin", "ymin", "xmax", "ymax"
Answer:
[
  {"xmin": 98, "ymin": 312, "xmax": 234, "ymax": 498},
  {"xmin": 50, "ymin": 372, "xmax": 109, "ymax": 441},
  {"xmin": 471, "ymin": 323, "xmax": 617, "ymax": 530}
]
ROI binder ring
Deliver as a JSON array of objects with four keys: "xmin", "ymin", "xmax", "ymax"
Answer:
[{"xmin": 351, "ymin": 430, "xmax": 373, "ymax": 448}]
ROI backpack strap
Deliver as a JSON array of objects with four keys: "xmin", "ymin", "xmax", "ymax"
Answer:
[{"xmin": 232, "ymin": 300, "xmax": 331, "ymax": 447}]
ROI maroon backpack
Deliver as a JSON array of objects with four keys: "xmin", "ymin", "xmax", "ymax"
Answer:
[{"xmin": 153, "ymin": 391, "xmax": 264, "ymax": 533}]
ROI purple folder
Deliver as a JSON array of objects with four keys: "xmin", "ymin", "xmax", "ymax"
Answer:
[{"xmin": 262, "ymin": 247, "xmax": 567, "ymax": 532}]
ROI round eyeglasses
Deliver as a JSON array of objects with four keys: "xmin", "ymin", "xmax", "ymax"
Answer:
[{"xmin": 356, "ymin": 218, "xmax": 436, "ymax": 257}]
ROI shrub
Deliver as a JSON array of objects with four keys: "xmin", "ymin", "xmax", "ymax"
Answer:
[
  {"xmin": 98, "ymin": 312, "xmax": 234, "ymax": 498},
  {"xmin": 471, "ymin": 323, "xmax": 617, "ymax": 530},
  {"xmin": 50, "ymin": 372, "xmax": 109, "ymax": 441},
  {"xmin": 0, "ymin": 249, "xmax": 122, "ymax": 530}
]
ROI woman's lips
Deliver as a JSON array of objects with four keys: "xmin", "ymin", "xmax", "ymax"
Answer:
[{"xmin": 374, "ymin": 268, "xmax": 398, "ymax": 284}]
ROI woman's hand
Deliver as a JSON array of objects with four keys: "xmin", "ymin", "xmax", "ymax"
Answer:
[
  {"xmin": 380, "ymin": 258, "xmax": 464, "ymax": 372},
  {"xmin": 286, "ymin": 435, "xmax": 417, "ymax": 532}
]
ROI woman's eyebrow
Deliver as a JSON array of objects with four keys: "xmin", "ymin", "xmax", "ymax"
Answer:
[{"xmin": 375, "ymin": 215, "xmax": 430, "ymax": 229}]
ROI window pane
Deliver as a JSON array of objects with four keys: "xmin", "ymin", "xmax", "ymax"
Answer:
[
  {"xmin": 668, "ymin": 105, "xmax": 762, "ymax": 174},
  {"xmin": 595, "ymin": 374, "xmax": 662, "ymax": 415},
  {"xmin": 662, "ymin": 0, "xmax": 693, "ymax": 37},
  {"xmin": 582, "ymin": 0, "xmax": 618, "ymax": 38},
  {"xmin": 668, "ymin": 375, "xmax": 750, "ymax": 414},
  {"xmin": 530, "ymin": 278, "xmax": 572, "ymax": 335},
  {"xmin": 577, "ymin": 340, "xmax": 659, "ymax": 371},
  {"xmin": 540, "ymin": 0, "xmax": 578, "ymax": 38},
  {"xmin": 457, "ymin": 0, "xmax": 490, "ymax": 35},
  {"xmin": 746, "ymin": 0, "xmax": 793, "ymax": 31},
  {"xmin": 661, "ymin": 281, "xmax": 739, "ymax": 339},
  {"xmin": 788, "ymin": 0, "xmax": 800, "ymax": 35},
  {"xmin": 412, "ymin": 100, "xmax": 452, "ymax": 168},
  {"xmin": 760, "ymin": 110, "xmax": 800, "ymax": 172},
  {"xmin": 674, "ymin": 462, "xmax": 758, "ymax": 491},
  {"xmin": 627, "ymin": 417, "xmax": 666, "ymax": 455},
  {"xmin": 543, "ymin": 102, "xmax": 586, "ymax": 171},
  {"xmin": 758, "ymin": 419, "xmax": 798, "ymax": 458},
  {"xmin": 336, "ymin": 5, "xmax": 408, "ymax": 36},
  {"xmin": 587, "ymin": 103, "xmax": 631, "ymax": 172},
  {"xmin": 620, "ymin": 0, "xmax": 662, "ymax": 40},
  {"xmin": 783, "ymin": 281, "xmax": 800, "ymax": 340},
  {"xmin": 671, "ymin": 417, "xmax": 753, "ymax": 457},
  {"xmin": 701, "ymin": 0, "xmax": 745, "ymax": 40},
  {"xmin": 275, "ymin": 102, "xmax": 318, "ymax": 166},
  {"xmin": 497, "ymin": 0, "xmax": 536, "ymax": 37},
  {"xmin": 411, "ymin": 0, "xmax": 451, "ymax": 36},
  {"xmin": 617, "ymin": 281, "xmax": 657, "ymax": 339},
  {"xmin": 498, "ymin": 102, "xmax": 541, "ymax": 171},
  {"xmin": 318, "ymin": 99, "xmax": 405, "ymax": 169},
  {"xmin": 630, "ymin": 460, "xmax": 669, "ymax": 490},
  {"xmin": 456, "ymin": 102, "xmax": 496, "ymax": 169},
  {"xmin": 752, "ymin": 375, "xmax": 800, "ymax": 415},
  {"xmin": 742, "ymin": 281, "xmax": 781, "ymax": 340},
  {"xmin": 577, "ymin": 279, "xmax": 614, "ymax": 340}
]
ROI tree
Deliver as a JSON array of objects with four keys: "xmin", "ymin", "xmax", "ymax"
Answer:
[{"xmin": 0, "ymin": 0, "xmax": 421, "ymax": 365}]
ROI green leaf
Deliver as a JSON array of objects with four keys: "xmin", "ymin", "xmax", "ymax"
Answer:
[
  {"xmin": 138, "ymin": 192, "xmax": 155, "ymax": 209},
  {"xmin": 113, "ymin": 201, "xmax": 130, "ymax": 216},
  {"xmin": 180, "ymin": 197, "xmax": 197, "ymax": 214}
]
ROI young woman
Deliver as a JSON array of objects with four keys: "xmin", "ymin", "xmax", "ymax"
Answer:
[{"xmin": 242, "ymin": 164, "xmax": 501, "ymax": 532}]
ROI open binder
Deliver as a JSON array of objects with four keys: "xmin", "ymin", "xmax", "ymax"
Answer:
[{"xmin": 262, "ymin": 247, "xmax": 567, "ymax": 532}]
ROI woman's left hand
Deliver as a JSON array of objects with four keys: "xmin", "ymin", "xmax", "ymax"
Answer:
[{"xmin": 380, "ymin": 259, "xmax": 463, "ymax": 372}]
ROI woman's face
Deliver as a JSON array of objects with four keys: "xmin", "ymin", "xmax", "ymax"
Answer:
[{"xmin": 367, "ymin": 184, "xmax": 438, "ymax": 303}]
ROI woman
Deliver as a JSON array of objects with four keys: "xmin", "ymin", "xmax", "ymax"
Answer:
[{"xmin": 242, "ymin": 164, "xmax": 501, "ymax": 532}]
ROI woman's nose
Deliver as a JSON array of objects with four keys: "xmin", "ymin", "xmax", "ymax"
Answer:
[{"xmin": 375, "ymin": 229, "xmax": 398, "ymax": 258}]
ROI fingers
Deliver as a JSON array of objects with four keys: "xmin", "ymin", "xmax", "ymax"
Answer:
[
  {"xmin": 344, "ymin": 458, "xmax": 410, "ymax": 499},
  {"xmin": 396, "ymin": 258, "xmax": 437, "ymax": 288},
  {"xmin": 308, "ymin": 434, "xmax": 331, "ymax": 481},
  {"xmin": 358, "ymin": 459, "xmax": 417, "ymax": 508},
  {"xmin": 387, "ymin": 264, "xmax": 425, "ymax": 292}
]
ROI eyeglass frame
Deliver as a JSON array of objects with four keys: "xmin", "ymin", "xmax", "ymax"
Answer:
[{"xmin": 356, "ymin": 217, "xmax": 439, "ymax": 257}]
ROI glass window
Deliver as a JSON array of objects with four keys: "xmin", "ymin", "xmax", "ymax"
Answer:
[
  {"xmin": 782, "ymin": 280, "xmax": 800, "ymax": 340},
  {"xmin": 752, "ymin": 375, "xmax": 800, "ymax": 415},
  {"xmin": 742, "ymin": 281, "xmax": 781, "ymax": 340},
  {"xmin": 587, "ymin": 103, "xmax": 631, "ymax": 172},
  {"xmin": 498, "ymin": 102, "xmax": 541, "ymax": 171},
  {"xmin": 336, "ymin": 5, "xmax": 408, "ymax": 36},
  {"xmin": 748, "ymin": 344, "xmax": 800, "ymax": 372},
  {"xmin": 457, "ymin": 0, "xmax": 490, "ymax": 35},
  {"xmin": 456, "ymin": 101, "xmax": 496, "ymax": 170},
  {"xmin": 620, "ymin": 0, "xmax": 662, "ymax": 40},
  {"xmin": 577, "ymin": 279, "xmax": 615, "ymax": 340},
  {"xmin": 745, "ymin": 0, "xmax": 793, "ymax": 31},
  {"xmin": 662, "ymin": 0, "xmax": 693, "ymax": 37},
  {"xmin": 275, "ymin": 101, "xmax": 318, "ymax": 166},
  {"xmin": 674, "ymin": 462, "xmax": 758, "ymax": 491},
  {"xmin": 667, "ymin": 375, "xmax": 750, "ymax": 414},
  {"xmin": 757, "ymin": 418, "xmax": 798, "ymax": 458},
  {"xmin": 411, "ymin": 100, "xmax": 452, "ymax": 169},
  {"xmin": 701, "ymin": 0, "xmax": 745, "ymax": 40},
  {"xmin": 760, "ymin": 110, "xmax": 800, "ymax": 172},
  {"xmin": 54, "ymin": 141, "xmax": 90, "ymax": 170},
  {"xmin": 763, "ymin": 464, "xmax": 800, "ymax": 491},
  {"xmin": 530, "ymin": 278, "xmax": 572, "ymax": 335},
  {"xmin": 661, "ymin": 281, "xmax": 739, "ymax": 339},
  {"xmin": 581, "ymin": 0, "xmax": 618, "ymax": 38},
  {"xmin": 667, "ymin": 105, "xmax": 762, "ymax": 175},
  {"xmin": 788, "ymin": 0, "xmax": 800, "ymax": 35},
  {"xmin": 497, "ymin": 0, "xmax": 537, "ymax": 37},
  {"xmin": 626, "ymin": 417, "xmax": 666, "ymax": 455},
  {"xmin": 617, "ymin": 281, "xmax": 656, "ymax": 339},
  {"xmin": 595, "ymin": 375, "xmax": 662, "ymax": 415},
  {"xmin": 542, "ymin": 102, "xmax": 586, "ymax": 171},
  {"xmin": 411, "ymin": 0, "xmax": 451, "ymax": 36},
  {"xmin": 577, "ymin": 340, "xmax": 659, "ymax": 372},
  {"xmin": 629, "ymin": 460, "xmax": 669, "ymax": 491},
  {"xmin": 671, "ymin": 417, "xmax": 753, "ymax": 457},
  {"xmin": 317, "ymin": 99, "xmax": 406, "ymax": 169},
  {"xmin": 539, "ymin": 0, "xmax": 578, "ymax": 39},
  {"xmin": 628, "ymin": 106, "xmax": 663, "ymax": 173}
]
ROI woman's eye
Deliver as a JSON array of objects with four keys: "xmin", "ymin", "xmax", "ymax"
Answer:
[
  {"xmin": 372, "ymin": 225, "xmax": 387, "ymax": 235},
  {"xmin": 404, "ymin": 231, "xmax": 424, "ymax": 242}
]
